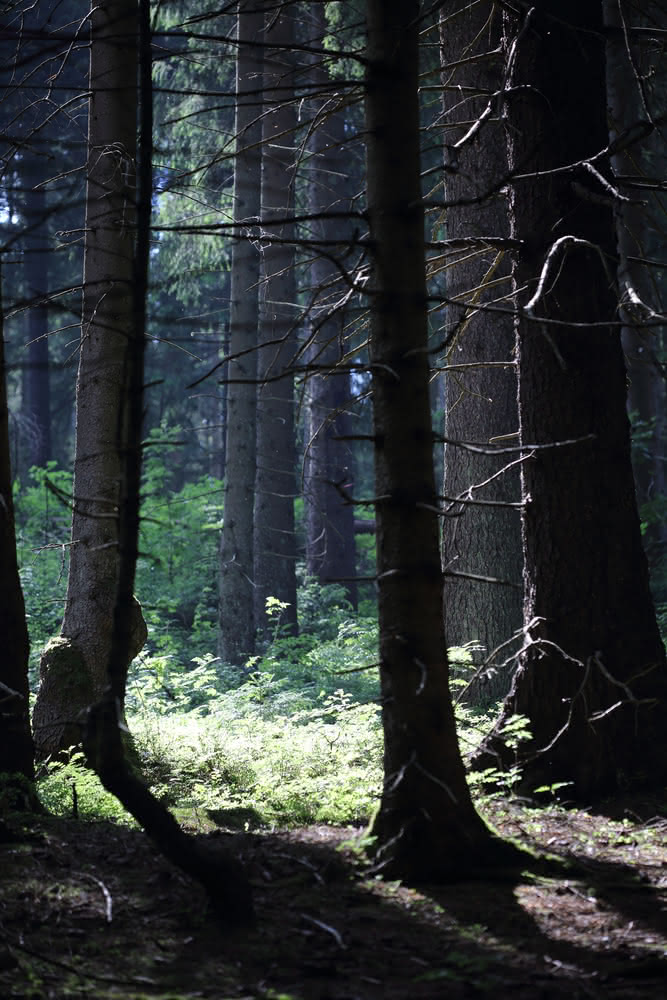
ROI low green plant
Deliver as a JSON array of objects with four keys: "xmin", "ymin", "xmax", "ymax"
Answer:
[{"xmin": 37, "ymin": 748, "xmax": 133, "ymax": 825}]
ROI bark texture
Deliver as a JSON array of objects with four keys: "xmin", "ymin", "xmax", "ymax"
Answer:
[
  {"xmin": 473, "ymin": 1, "xmax": 667, "ymax": 799},
  {"xmin": 253, "ymin": 4, "xmax": 299, "ymax": 641},
  {"xmin": 365, "ymin": 0, "xmax": 514, "ymax": 879},
  {"xmin": 439, "ymin": 1, "xmax": 522, "ymax": 702},
  {"xmin": 219, "ymin": 3, "xmax": 264, "ymax": 667},
  {"xmin": 32, "ymin": 0, "xmax": 146, "ymax": 761},
  {"xmin": 303, "ymin": 6, "xmax": 356, "ymax": 607}
]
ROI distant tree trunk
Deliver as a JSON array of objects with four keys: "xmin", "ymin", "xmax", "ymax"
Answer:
[
  {"xmin": 22, "ymin": 183, "xmax": 51, "ymax": 471},
  {"xmin": 303, "ymin": 5, "xmax": 356, "ymax": 607},
  {"xmin": 218, "ymin": 5, "xmax": 264, "ymax": 667},
  {"xmin": 253, "ymin": 4, "xmax": 299, "ymax": 641},
  {"xmin": 32, "ymin": 0, "xmax": 146, "ymax": 761},
  {"xmin": 0, "ymin": 264, "xmax": 35, "ymax": 787},
  {"xmin": 365, "ymin": 0, "xmax": 515, "ymax": 879},
  {"xmin": 439, "ymin": 1, "xmax": 522, "ymax": 702},
  {"xmin": 604, "ymin": 0, "xmax": 667, "ymax": 556},
  {"xmin": 473, "ymin": 1, "xmax": 667, "ymax": 799}
]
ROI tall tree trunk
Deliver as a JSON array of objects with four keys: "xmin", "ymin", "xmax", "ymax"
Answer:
[
  {"xmin": 218, "ymin": 3, "xmax": 264, "ymax": 667},
  {"xmin": 473, "ymin": 1, "xmax": 667, "ymax": 799},
  {"xmin": 365, "ymin": 0, "xmax": 515, "ymax": 879},
  {"xmin": 32, "ymin": 0, "xmax": 146, "ymax": 761},
  {"xmin": 604, "ymin": 0, "xmax": 667, "ymax": 557},
  {"xmin": 0, "ymin": 262, "xmax": 35, "ymax": 787},
  {"xmin": 439, "ymin": 1, "xmax": 522, "ymax": 702},
  {"xmin": 81, "ymin": 6, "xmax": 254, "ymax": 922},
  {"xmin": 22, "ymin": 182, "xmax": 51, "ymax": 471},
  {"xmin": 303, "ymin": 5, "xmax": 357, "ymax": 607},
  {"xmin": 253, "ymin": 4, "xmax": 299, "ymax": 641}
]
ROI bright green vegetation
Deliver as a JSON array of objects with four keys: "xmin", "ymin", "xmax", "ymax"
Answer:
[{"xmin": 17, "ymin": 453, "xmax": 500, "ymax": 827}]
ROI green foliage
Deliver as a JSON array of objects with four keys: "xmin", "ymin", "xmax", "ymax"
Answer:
[
  {"xmin": 14, "ymin": 463, "xmax": 73, "ymax": 681},
  {"xmin": 37, "ymin": 749, "xmax": 133, "ymax": 825}
]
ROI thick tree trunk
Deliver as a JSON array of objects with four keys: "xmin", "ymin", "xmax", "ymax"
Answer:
[
  {"xmin": 218, "ymin": 4, "xmax": 264, "ymax": 668},
  {"xmin": 473, "ymin": 1, "xmax": 667, "ymax": 799},
  {"xmin": 253, "ymin": 4, "xmax": 299, "ymax": 641},
  {"xmin": 32, "ymin": 0, "xmax": 146, "ymax": 761},
  {"xmin": 439, "ymin": 1, "xmax": 522, "ymax": 702},
  {"xmin": 303, "ymin": 6, "xmax": 356, "ymax": 607},
  {"xmin": 0, "ymin": 265, "xmax": 35, "ymax": 787},
  {"xmin": 365, "ymin": 0, "xmax": 514, "ymax": 880}
]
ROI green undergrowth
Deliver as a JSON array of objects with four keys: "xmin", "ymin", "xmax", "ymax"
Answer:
[{"xmin": 37, "ymin": 639, "xmax": 498, "ymax": 829}]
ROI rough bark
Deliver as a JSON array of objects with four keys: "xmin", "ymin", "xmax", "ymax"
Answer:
[
  {"xmin": 365, "ymin": 0, "xmax": 516, "ymax": 880},
  {"xmin": 439, "ymin": 1, "xmax": 522, "ymax": 703},
  {"xmin": 32, "ymin": 0, "xmax": 146, "ymax": 761},
  {"xmin": 303, "ymin": 5, "xmax": 357, "ymax": 607},
  {"xmin": 0, "ymin": 263, "xmax": 35, "ymax": 787},
  {"xmin": 82, "ymin": 6, "xmax": 254, "ymax": 923},
  {"xmin": 253, "ymin": 4, "xmax": 299, "ymax": 641},
  {"xmin": 218, "ymin": 3, "xmax": 264, "ymax": 668},
  {"xmin": 472, "ymin": 1, "xmax": 667, "ymax": 799}
]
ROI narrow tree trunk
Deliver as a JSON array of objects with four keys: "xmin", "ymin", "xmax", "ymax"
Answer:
[
  {"xmin": 365, "ymin": 0, "xmax": 515, "ymax": 879},
  {"xmin": 218, "ymin": 4, "xmax": 264, "ymax": 667},
  {"xmin": 32, "ymin": 0, "xmax": 146, "ymax": 761},
  {"xmin": 439, "ymin": 1, "xmax": 522, "ymax": 702},
  {"xmin": 473, "ymin": 1, "xmax": 667, "ymax": 799},
  {"xmin": 0, "ymin": 263, "xmax": 35, "ymax": 787},
  {"xmin": 253, "ymin": 4, "xmax": 299, "ymax": 641},
  {"xmin": 303, "ymin": 5, "xmax": 356, "ymax": 607},
  {"xmin": 22, "ymin": 183, "xmax": 51, "ymax": 471}
]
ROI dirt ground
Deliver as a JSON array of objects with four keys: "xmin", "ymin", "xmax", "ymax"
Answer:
[{"xmin": 1, "ymin": 796, "xmax": 666, "ymax": 999}]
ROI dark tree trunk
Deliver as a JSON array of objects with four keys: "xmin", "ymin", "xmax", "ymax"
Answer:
[
  {"xmin": 473, "ymin": 2, "xmax": 667, "ymax": 799},
  {"xmin": 0, "ymin": 264, "xmax": 35, "ymax": 786},
  {"xmin": 365, "ymin": 0, "xmax": 515, "ymax": 879},
  {"xmin": 439, "ymin": 1, "xmax": 522, "ymax": 702},
  {"xmin": 22, "ymin": 183, "xmax": 51, "ymax": 471},
  {"xmin": 32, "ymin": 0, "xmax": 146, "ymax": 762},
  {"xmin": 218, "ymin": 3, "xmax": 264, "ymax": 667},
  {"xmin": 303, "ymin": 6, "xmax": 357, "ymax": 608},
  {"xmin": 82, "ymin": 2, "xmax": 254, "ymax": 925},
  {"xmin": 253, "ymin": 4, "xmax": 299, "ymax": 641}
]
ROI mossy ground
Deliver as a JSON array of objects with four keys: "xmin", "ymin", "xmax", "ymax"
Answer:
[{"xmin": 1, "ymin": 794, "xmax": 665, "ymax": 999}]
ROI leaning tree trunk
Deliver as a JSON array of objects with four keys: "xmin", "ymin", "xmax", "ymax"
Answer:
[
  {"xmin": 32, "ymin": 0, "xmax": 146, "ymax": 761},
  {"xmin": 253, "ymin": 3, "xmax": 299, "ymax": 641},
  {"xmin": 82, "ymin": 4, "xmax": 254, "ymax": 922},
  {"xmin": 218, "ymin": 3, "xmax": 264, "ymax": 668},
  {"xmin": 0, "ymin": 263, "xmax": 35, "ymax": 788},
  {"xmin": 439, "ymin": 0, "xmax": 522, "ymax": 703},
  {"xmin": 303, "ymin": 5, "xmax": 357, "ymax": 607},
  {"xmin": 473, "ymin": 1, "xmax": 667, "ymax": 800},
  {"xmin": 365, "ymin": 0, "xmax": 516, "ymax": 880}
]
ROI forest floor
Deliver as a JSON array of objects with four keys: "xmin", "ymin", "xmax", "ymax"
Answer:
[{"xmin": 1, "ymin": 795, "xmax": 666, "ymax": 1000}]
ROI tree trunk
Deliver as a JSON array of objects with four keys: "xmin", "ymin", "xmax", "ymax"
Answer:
[
  {"xmin": 0, "ymin": 263, "xmax": 35, "ymax": 788},
  {"xmin": 253, "ymin": 4, "xmax": 299, "ymax": 642},
  {"xmin": 439, "ymin": 1, "xmax": 522, "ymax": 702},
  {"xmin": 303, "ymin": 5, "xmax": 357, "ymax": 608},
  {"xmin": 22, "ymin": 183, "xmax": 52, "ymax": 471},
  {"xmin": 472, "ymin": 1, "xmax": 667, "ymax": 799},
  {"xmin": 604, "ymin": 0, "xmax": 667, "ymax": 558},
  {"xmin": 365, "ymin": 0, "xmax": 515, "ymax": 880},
  {"xmin": 32, "ymin": 0, "xmax": 146, "ymax": 761},
  {"xmin": 218, "ymin": 4, "xmax": 264, "ymax": 668}
]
